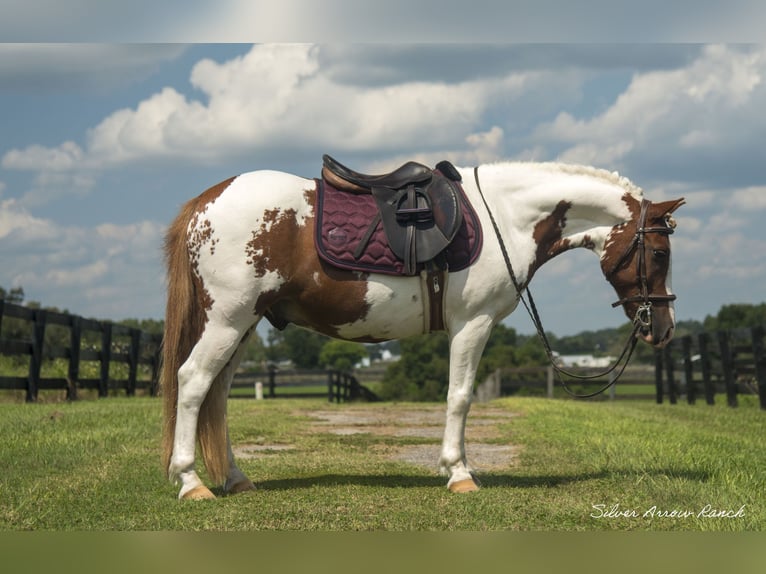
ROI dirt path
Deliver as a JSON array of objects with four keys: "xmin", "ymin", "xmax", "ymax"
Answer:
[
  {"xmin": 233, "ymin": 403, "xmax": 519, "ymax": 474},
  {"xmin": 305, "ymin": 403, "xmax": 519, "ymax": 472}
]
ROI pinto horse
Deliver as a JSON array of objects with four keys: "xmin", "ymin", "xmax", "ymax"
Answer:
[{"xmin": 160, "ymin": 160, "xmax": 684, "ymax": 500}]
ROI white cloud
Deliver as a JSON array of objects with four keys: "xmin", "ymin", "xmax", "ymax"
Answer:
[
  {"xmin": 2, "ymin": 141, "xmax": 84, "ymax": 171},
  {"xmin": 731, "ymin": 187, "xmax": 766, "ymax": 210},
  {"xmin": 535, "ymin": 45, "xmax": 765, "ymax": 180},
  {"xmin": 2, "ymin": 44, "xmax": 540, "ymax": 176},
  {"xmin": 0, "ymin": 197, "xmax": 165, "ymax": 319}
]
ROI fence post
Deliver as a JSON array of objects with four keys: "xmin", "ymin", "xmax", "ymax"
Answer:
[
  {"xmin": 663, "ymin": 341, "xmax": 677, "ymax": 404},
  {"xmin": 751, "ymin": 326, "xmax": 766, "ymax": 410},
  {"xmin": 546, "ymin": 365, "xmax": 554, "ymax": 399},
  {"xmin": 682, "ymin": 335, "xmax": 695, "ymax": 405},
  {"xmin": 149, "ymin": 336, "xmax": 161, "ymax": 397},
  {"xmin": 717, "ymin": 330, "xmax": 738, "ymax": 408},
  {"xmin": 27, "ymin": 309, "xmax": 47, "ymax": 403},
  {"xmin": 67, "ymin": 316, "xmax": 81, "ymax": 401},
  {"xmin": 698, "ymin": 332, "xmax": 715, "ymax": 405},
  {"xmin": 268, "ymin": 364, "xmax": 277, "ymax": 398},
  {"xmin": 654, "ymin": 349, "xmax": 664, "ymax": 404},
  {"xmin": 99, "ymin": 322, "xmax": 112, "ymax": 398},
  {"xmin": 127, "ymin": 328, "xmax": 140, "ymax": 396}
]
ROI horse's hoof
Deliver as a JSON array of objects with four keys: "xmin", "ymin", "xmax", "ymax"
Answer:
[
  {"xmin": 227, "ymin": 479, "xmax": 256, "ymax": 495},
  {"xmin": 448, "ymin": 478, "xmax": 480, "ymax": 493},
  {"xmin": 181, "ymin": 485, "xmax": 217, "ymax": 500}
]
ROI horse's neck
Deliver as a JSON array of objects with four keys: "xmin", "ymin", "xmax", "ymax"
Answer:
[{"xmin": 476, "ymin": 163, "xmax": 638, "ymax": 282}]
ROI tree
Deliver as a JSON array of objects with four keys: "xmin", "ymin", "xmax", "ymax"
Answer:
[
  {"xmin": 265, "ymin": 324, "xmax": 329, "ymax": 368},
  {"xmin": 0, "ymin": 286, "xmax": 25, "ymax": 305},
  {"xmin": 319, "ymin": 340, "xmax": 368, "ymax": 371},
  {"xmin": 704, "ymin": 303, "xmax": 766, "ymax": 332},
  {"xmin": 379, "ymin": 333, "xmax": 450, "ymax": 401}
]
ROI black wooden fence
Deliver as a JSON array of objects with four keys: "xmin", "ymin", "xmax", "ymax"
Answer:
[
  {"xmin": 655, "ymin": 326, "xmax": 766, "ymax": 409},
  {"xmin": 0, "ymin": 300, "xmax": 376, "ymax": 404},
  {"xmin": 230, "ymin": 365, "xmax": 379, "ymax": 403},
  {"xmin": 479, "ymin": 326, "xmax": 765, "ymax": 409},
  {"xmin": 0, "ymin": 301, "xmax": 161, "ymax": 402}
]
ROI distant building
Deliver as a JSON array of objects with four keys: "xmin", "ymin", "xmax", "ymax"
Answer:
[{"xmin": 556, "ymin": 354, "xmax": 617, "ymax": 368}]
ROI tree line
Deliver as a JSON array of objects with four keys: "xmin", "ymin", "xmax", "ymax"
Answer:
[{"xmin": 3, "ymin": 285, "xmax": 765, "ymax": 401}]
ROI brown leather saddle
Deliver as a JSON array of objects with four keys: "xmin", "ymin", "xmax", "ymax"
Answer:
[{"xmin": 321, "ymin": 154, "xmax": 464, "ymax": 275}]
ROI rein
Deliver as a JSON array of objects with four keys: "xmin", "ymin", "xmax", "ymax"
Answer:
[{"xmin": 472, "ymin": 167, "xmax": 670, "ymax": 399}]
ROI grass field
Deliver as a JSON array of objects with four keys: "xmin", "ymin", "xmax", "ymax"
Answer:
[{"xmin": 0, "ymin": 396, "xmax": 762, "ymax": 531}]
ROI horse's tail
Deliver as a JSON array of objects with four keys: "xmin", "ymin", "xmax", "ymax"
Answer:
[{"xmin": 160, "ymin": 197, "xmax": 229, "ymax": 485}]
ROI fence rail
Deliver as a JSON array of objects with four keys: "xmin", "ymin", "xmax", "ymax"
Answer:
[{"xmin": 0, "ymin": 301, "xmax": 161, "ymax": 401}]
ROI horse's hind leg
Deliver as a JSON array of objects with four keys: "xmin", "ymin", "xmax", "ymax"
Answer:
[
  {"xmin": 169, "ymin": 314, "xmax": 256, "ymax": 500},
  {"xmin": 220, "ymin": 327, "xmax": 259, "ymax": 495}
]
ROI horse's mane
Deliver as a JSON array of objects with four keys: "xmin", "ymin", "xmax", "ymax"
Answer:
[
  {"xmin": 549, "ymin": 163, "xmax": 644, "ymax": 199},
  {"xmin": 481, "ymin": 161, "xmax": 645, "ymax": 200}
]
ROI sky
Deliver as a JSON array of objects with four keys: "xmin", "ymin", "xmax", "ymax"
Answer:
[{"xmin": 1, "ymin": 5, "xmax": 765, "ymax": 338}]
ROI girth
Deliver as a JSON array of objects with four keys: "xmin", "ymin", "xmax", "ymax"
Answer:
[{"xmin": 322, "ymin": 154, "xmax": 464, "ymax": 276}]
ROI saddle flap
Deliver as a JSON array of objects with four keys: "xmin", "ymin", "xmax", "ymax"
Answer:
[{"xmin": 371, "ymin": 178, "xmax": 463, "ymax": 267}]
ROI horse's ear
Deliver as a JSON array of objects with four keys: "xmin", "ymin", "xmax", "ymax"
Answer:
[
  {"xmin": 650, "ymin": 198, "xmax": 685, "ymax": 229},
  {"xmin": 654, "ymin": 197, "xmax": 686, "ymax": 215}
]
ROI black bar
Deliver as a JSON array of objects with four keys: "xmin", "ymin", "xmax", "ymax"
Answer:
[
  {"xmin": 751, "ymin": 326, "xmax": 766, "ymax": 410},
  {"xmin": 149, "ymin": 343, "xmax": 161, "ymax": 397},
  {"xmin": 67, "ymin": 316, "xmax": 81, "ymax": 401},
  {"xmin": 99, "ymin": 323, "xmax": 112, "ymax": 398},
  {"xmin": 127, "ymin": 328, "xmax": 140, "ymax": 396},
  {"xmin": 663, "ymin": 341, "xmax": 677, "ymax": 405},
  {"xmin": 682, "ymin": 335, "xmax": 695, "ymax": 405},
  {"xmin": 717, "ymin": 330, "xmax": 738, "ymax": 408},
  {"xmin": 27, "ymin": 309, "xmax": 48, "ymax": 402},
  {"xmin": 698, "ymin": 332, "xmax": 715, "ymax": 405},
  {"xmin": 268, "ymin": 364, "xmax": 276, "ymax": 398},
  {"xmin": 654, "ymin": 350, "xmax": 664, "ymax": 404}
]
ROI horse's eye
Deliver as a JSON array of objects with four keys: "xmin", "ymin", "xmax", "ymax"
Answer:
[{"xmin": 653, "ymin": 249, "xmax": 668, "ymax": 259}]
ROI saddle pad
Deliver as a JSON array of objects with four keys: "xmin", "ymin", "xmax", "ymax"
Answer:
[{"xmin": 314, "ymin": 178, "xmax": 483, "ymax": 276}]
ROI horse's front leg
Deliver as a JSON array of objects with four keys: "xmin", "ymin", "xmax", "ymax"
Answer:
[{"xmin": 440, "ymin": 316, "xmax": 494, "ymax": 493}]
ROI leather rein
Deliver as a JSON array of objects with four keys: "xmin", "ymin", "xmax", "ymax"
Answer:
[{"xmin": 473, "ymin": 167, "xmax": 674, "ymax": 398}]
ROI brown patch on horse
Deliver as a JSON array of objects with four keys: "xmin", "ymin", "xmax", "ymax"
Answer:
[
  {"xmin": 247, "ymin": 185, "xmax": 374, "ymax": 340},
  {"xmin": 528, "ymin": 200, "xmax": 572, "ymax": 280},
  {"xmin": 187, "ymin": 176, "xmax": 236, "ymax": 311}
]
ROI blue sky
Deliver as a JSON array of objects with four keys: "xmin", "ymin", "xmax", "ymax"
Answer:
[{"xmin": 1, "ymin": 9, "xmax": 765, "ymax": 338}]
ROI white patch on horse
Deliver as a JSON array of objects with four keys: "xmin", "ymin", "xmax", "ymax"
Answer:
[{"xmin": 332, "ymin": 276, "xmax": 425, "ymax": 341}]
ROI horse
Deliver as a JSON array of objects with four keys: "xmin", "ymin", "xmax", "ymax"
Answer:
[{"xmin": 160, "ymin": 158, "xmax": 684, "ymax": 500}]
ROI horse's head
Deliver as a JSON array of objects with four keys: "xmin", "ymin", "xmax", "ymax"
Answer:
[{"xmin": 601, "ymin": 197, "xmax": 685, "ymax": 348}]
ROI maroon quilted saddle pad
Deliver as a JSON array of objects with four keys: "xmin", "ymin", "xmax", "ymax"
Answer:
[{"xmin": 314, "ymin": 178, "xmax": 483, "ymax": 276}]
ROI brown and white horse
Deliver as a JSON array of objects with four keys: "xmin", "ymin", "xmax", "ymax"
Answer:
[{"xmin": 160, "ymin": 161, "xmax": 684, "ymax": 499}]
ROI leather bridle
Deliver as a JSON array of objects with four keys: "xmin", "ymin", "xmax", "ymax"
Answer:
[{"xmin": 606, "ymin": 198, "xmax": 676, "ymax": 330}]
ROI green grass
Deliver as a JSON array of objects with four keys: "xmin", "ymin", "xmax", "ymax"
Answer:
[{"xmin": 0, "ymin": 397, "xmax": 762, "ymax": 531}]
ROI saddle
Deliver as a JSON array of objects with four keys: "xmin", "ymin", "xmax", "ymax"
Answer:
[{"xmin": 321, "ymin": 154, "xmax": 464, "ymax": 276}]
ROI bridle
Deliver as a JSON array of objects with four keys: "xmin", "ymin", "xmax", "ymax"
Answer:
[
  {"xmin": 606, "ymin": 198, "xmax": 677, "ymax": 331},
  {"xmin": 473, "ymin": 168, "xmax": 675, "ymax": 398}
]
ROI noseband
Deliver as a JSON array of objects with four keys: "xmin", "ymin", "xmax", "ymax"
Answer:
[{"xmin": 607, "ymin": 198, "xmax": 676, "ymax": 329}]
